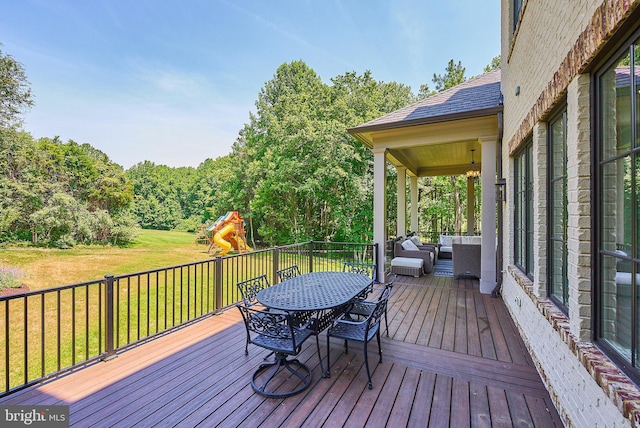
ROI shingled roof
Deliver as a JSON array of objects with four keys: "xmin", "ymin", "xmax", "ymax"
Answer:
[{"xmin": 348, "ymin": 68, "xmax": 502, "ymax": 134}]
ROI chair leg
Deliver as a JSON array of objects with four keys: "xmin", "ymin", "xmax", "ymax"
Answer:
[
  {"xmin": 364, "ymin": 340, "xmax": 372, "ymax": 390},
  {"xmin": 384, "ymin": 308, "xmax": 389, "ymax": 336},
  {"xmin": 377, "ymin": 330, "xmax": 382, "ymax": 363},
  {"xmin": 344, "ymin": 339, "xmax": 349, "ymax": 354},
  {"xmin": 326, "ymin": 333, "xmax": 331, "ymax": 378},
  {"xmin": 315, "ymin": 334, "xmax": 326, "ymax": 378}
]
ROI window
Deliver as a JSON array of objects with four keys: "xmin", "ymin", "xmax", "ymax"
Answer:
[
  {"xmin": 549, "ymin": 108, "xmax": 568, "ymax": 311},
  {"xmin": 513, "ymin": 0, "xmax": 524, "ymax": 32},
  {"xmin": 596, "ymin": 36, "xmax": 640, "ymax": 381},
  {"xmin": 515, "ymin": 142, "xmax": 533, "ymax": 277}
]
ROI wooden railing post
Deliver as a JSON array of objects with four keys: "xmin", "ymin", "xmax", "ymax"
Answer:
[
  {"xmin": 103, "ymin": 274, "xmax": 117, "ymax": 361},
  {"xmin": 214, "ymin": 257, "xmax": 223, "ymax": 312}
]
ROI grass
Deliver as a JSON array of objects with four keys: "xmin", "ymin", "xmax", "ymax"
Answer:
[{"xmin": 0, "ymin": 229, "xmax": 213, "ymax": 291}]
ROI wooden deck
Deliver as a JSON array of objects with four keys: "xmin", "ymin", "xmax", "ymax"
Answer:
[{"xmin": 0, "ymin": 273, "xmax": 563, "ymax": 427}]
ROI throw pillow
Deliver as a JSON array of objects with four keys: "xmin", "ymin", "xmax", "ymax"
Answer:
[
  {"xmin": 402, "ymin": 239, "xmax": 420, "ymax": 251},
  {"xmin": 410, "ymin": 236, "xmax": 422, "ymax": 246}
]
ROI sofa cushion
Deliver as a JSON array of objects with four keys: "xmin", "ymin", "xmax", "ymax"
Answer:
[
  {"xmin": 439, "ymin": 235, "xmax": 453, "ymax": 247},
  {"xmin": 402, "ymin": 239, "xmax": 420, "ymax": 251},
  {"xmin": 452, "ymin": 235, "xmax": 482, "ymax": 245},
  {"xmin": 391, "ymin": 257, "xmax": 424, "ymax": 268}
]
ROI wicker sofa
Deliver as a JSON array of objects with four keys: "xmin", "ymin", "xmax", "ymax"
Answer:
[
  {"xmin": 451, "ymin": 235, "xmax": 482, "ymax": 279},
  {"xmin": 393, "ymin": 238, "xmax": 436, "ymax": 274}
]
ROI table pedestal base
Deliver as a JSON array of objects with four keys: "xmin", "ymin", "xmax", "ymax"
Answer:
[{"xmin": 251, "ymin": 353, "xmax": 312, "ymax": 398}]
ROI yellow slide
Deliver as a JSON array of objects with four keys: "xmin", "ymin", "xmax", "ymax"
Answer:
[
  {"xmin": 213, "ymin": 223, "xmax": 235, "ymax": 256},
  {"xmin": 206, "ymin": 211, "xmax": 253, "ymax": 255}
]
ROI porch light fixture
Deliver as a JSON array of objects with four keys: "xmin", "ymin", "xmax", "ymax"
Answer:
[
  {"xmin": 466, "ymin": 149, "xmax": 480, "ymax": 178},
  {"xmin": 495, "ymin": 178, "xmax": 506, "ymax": 202}
]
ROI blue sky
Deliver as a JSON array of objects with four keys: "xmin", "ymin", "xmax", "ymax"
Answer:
[{"xmin": 1, "ymin": 0, "xmax": 500, "ymax": 169}]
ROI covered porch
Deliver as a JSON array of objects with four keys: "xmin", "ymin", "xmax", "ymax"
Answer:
[
  {"xmin": 0, "ymin": 273, "xmax": 561, "ymax": 426},
  {"xmin": 348, "ymin": 70, "xmax": 503, "ymax": 294}
]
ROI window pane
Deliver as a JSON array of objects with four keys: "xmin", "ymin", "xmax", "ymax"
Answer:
[
  {"xmin": 527, "ymin": 146, "xmax": 534, "ymax": 276},
  {"xmin": 600, "ymin": 254, "xmax": 632, "ymax": 361},
  {"xmin": 551, "ymin": 179, "xmax": 565, "ymax": 237},
  {"xmin": 601, "ymin": 52, "xmax": 632, "ymax": 160},
  {"xmin": 601, "ymin": 157, "xmax": 632, "ymax": 254},
  {"xmin": 636, "ymin": 263, "xmax": 640, "ymax": 366},
  {"xmin": 637, "ymin": 156, "xmax": 640, "ymax": 258},
  {"xmin": 549, "ymin": 108, "xmax": 568, "ymax": 309},
  {"xmin": 635, "ymin": 43, "xmax": 640, "ymax": 149},
  {"xmin": 550, "ymin": 240, "xmax": 566, "ymax": 303},
  {"xmin": 551, "ymin": 115, "xmax": 565, "ymax": 179},
  {"xmin": 513, "ymin": 0, "xmax": 523, "ymax": 31}
]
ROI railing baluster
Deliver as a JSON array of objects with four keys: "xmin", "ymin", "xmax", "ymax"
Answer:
[
  {"xmin": 40, "ymin": 295, "xmax": 45, "ymax": 377},
  {"xmin": 85, "ymin": 284, "xmax": 89, "ymax": 361},
  {"xmin": 164, "ymin": 270, "xmax": 168, "ymax": 331},
  {"xmin": 23, "ymin": 295, "xmax": 28, "ymax": 385},
  {"xmin": 103, "ymin": 274, "xmax": 116, "ymax": 361},
  {"xmin": 57, "ymin": 290, "xmax": 61, "ymax": 371},
  {"xmin": 4, "ymin": 300, "xmax": 9, "ymax": 392},
  {"xmin": 72, "ymin": 287, "xmax": 76, "ymax": 365},
  {"xmin": 273, "ymin": 246, "xmax": 280, "ymax": 284},
  {"xmin": 214, "ymin": 257, "xmax": 222, "ymax": 312}
]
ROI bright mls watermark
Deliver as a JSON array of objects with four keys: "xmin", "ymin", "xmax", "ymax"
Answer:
[{"xmin": 1, "ymin": 406, "xmax": 69, "ymax": 427}]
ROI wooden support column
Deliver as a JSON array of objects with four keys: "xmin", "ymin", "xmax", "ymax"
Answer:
[
  {"xmin": 410, "ymin": 176, "xmax": 419, "ymax": 235},
  {"xmin": 396, "ymin": 166, "xmax": 406, "ymax": 237},
  {"xmin": 480, "ymin": 139, "xmax": 497, "ymax": 294},
  {"xmin": 373, "ymin": 148, "xmax": 387, "ymax": 281},
  {"xmin": 467, "ymin": 176, "xmax": 475, "ymax": 235}
]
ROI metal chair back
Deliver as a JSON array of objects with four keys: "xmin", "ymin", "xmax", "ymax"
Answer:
[
  {"xmin": 342, "ymin": 262, "xmax": 376, "ymax": 280},
  {"xmin": 237, "ymin": 274, "xmax": 270, "ymax": 307},
  {"xmin": 237, "ymin": 304, "xmax": 310, "ymax": 355},
  {"xmin": 276, "ymin": 265, "xmax": 301, "ymax": 282}
]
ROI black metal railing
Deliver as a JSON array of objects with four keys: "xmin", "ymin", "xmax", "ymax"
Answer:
[{"xmin": 0, "ymin": 241, "xmax": 376, "ymax": 396}]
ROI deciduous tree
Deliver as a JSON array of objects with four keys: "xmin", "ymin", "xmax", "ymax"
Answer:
[{"xmin": 0, "ymin": 46, "xmax": 33, "ymax": 128}]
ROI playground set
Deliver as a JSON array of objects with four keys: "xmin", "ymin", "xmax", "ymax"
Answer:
[{"xmin": 201, "ymin": 211, "xmax": 253, "ymax": 256}]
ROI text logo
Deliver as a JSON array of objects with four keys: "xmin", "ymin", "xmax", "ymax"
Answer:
[{"xmin": 1, "ymin": 406, "xmax": 69, "ymax": 427}]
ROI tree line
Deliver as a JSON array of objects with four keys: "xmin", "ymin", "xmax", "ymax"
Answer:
[{"xmin": 0, "ymin": 44, "xmax": 499, "ymax": 248}]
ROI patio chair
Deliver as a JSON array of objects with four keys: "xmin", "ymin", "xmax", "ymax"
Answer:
[
  {"xmin": 236, "ymin": 304, "xmax": 321, "ymax": 398},
  {"xmin": 347, "ymin": 273, "xmax": 397, "ymax": 336},
  {"xmin": 342, "ymin": 262, "xmax": 377, "ymax": 297},
  {"xmin": 237, "ymin": 274, "xmax": 274, "ymax": 355},
  {"xmin": 326, "ymin": 292, "xmax": 389, "ymax": 389},
  {"xmin": 276, "ymin": 265, "xmax": 301, "ymax": 282}
]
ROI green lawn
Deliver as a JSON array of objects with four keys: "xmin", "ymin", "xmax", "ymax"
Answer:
[{"xmin": 0, "ymin": 229, "xmax": 213, "ymax": 291}]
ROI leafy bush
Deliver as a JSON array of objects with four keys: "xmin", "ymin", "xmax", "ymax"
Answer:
[
  {"xmin": 0, "ymin": 266, "xmax": 24, "ymax": 291},
  {"xmin": 55, "ymin": 234, "xmax": 76, "ymax": 249},
  {"xmin": 174, "ymin": 216, "xmax": 201, "ymax": 233}
]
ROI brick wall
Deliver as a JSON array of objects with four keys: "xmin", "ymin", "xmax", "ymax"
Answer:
[
  {"xmin": 500, "ymin": 0, "xmax": 640, "ymax": 425},
  {"xmin": 501, "ymin": 0, "xmax": 600, "ymax": 149},
  {"xmin": 502, "ymin": 271, "xmax": 633, "ymax": 427}
]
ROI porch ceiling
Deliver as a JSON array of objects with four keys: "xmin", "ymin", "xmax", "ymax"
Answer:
[{"xmin": 351, "ymin": 114, "xmax": 500, "ymax": 177}]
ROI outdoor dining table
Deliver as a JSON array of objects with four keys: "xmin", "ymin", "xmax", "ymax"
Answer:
[
  {"xmin": 254, "ymin": 271, "xmax": 374, "ymax": 388},
  {"xmin": 256, "ymin": 271, "xmax": 374, "ymax": 312}
]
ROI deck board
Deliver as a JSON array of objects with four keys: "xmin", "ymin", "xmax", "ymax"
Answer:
[{"xmin": 0, "ymin": 272, "xmax": 563, "ymax": 427}]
